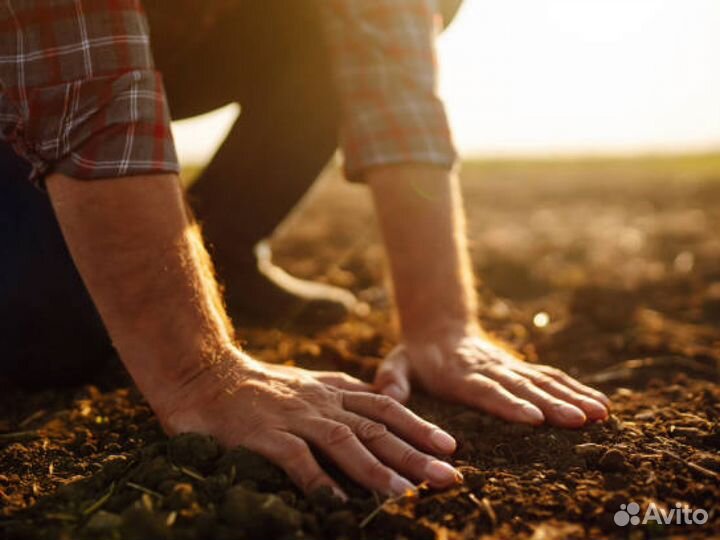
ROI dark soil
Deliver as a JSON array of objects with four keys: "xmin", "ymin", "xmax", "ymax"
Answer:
[{"xmin": 2, "ymin": 157, "xmax": 720, "ymax": 539}]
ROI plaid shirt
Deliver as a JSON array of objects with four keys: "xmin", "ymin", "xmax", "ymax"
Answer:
[
  {"xmin": 0, "ymin": 0, "xmax": 456, "ymax": 185},
  {"xmin": 322, "ymin": 0, "xmax": 457, "ymax": 181}
]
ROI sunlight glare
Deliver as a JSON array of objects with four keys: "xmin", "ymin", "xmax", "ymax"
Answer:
[{"xmin": 172, "ymin": 1, "xmax": 720, "ymax": 165}]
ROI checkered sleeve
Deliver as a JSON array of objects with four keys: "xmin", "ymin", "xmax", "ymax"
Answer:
[
  {"xmin": 0, "ymin": 0, "xmax": 179, "ymax": 187},
  {"xmin": 320, "ymin": 0, "xmax": 458, "ymax": 182}
]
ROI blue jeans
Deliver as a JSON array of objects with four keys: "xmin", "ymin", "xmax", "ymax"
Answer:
[{"xmin": 0, "ymin": 142, "xmax": 114, "ymax": 386}]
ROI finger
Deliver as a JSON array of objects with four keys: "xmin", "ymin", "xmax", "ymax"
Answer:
[
  {"xmin": 244, "ymin": 430, "xmax": 346, "ymax": 500},
  {"xmin": 312, "ymin": 371, "xmax": 372, "ymax": 392},
  {"xmin": 459, "ymin": 373, "xmax": 545, "ymax": 425},
  {"xmin": 535, "ymin": 365, "xmax": 611, "ymax": 407},
  {"xmin": 374, "ymin": 347, "xmax": 411, "ymax": 403},
  {"xmin": 482, "ymin": 366, "xmax": 587, "ymax": 428},
  {"xmin": 293, "ymin": 418, "xmax": 415, "ymax": 497},
  {"xmin": 510, "ymin": 365, "xmax": 608, "ymax": 421},
  {"xmin": 342, "ymin": 391, "xmax": 456, "ymax": 455},
  {"xmin": 335, "ymin": 411, "xmax": 460, "ymax": 489}
]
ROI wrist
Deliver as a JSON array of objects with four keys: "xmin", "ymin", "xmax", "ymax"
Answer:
[
  {"xmin": 401, "ymin": 314, "xmax": 480, "ymax": 344},
  {"xmin": 122, "ymin": 334, "xmax": 236, "ymax": 406},
  {"xmin": 144, "ymin": 343, "xmax": 259, "ymax": 430}
]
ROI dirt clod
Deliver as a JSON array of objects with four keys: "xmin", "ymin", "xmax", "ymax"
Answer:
[
  {"xmin": 168, "ymin": 433, "xmax": 220, "ymax": 473},
  {"xmin": 598, "ymin": 449, "xmax": 628, "ymax": 472},
  {"xmin": 572, "ymin": 443, "xmax": 606, "ymax": 458},
  {"xmin": 220, "ymin": 485, "xmax": 302, "ymax": 535}
]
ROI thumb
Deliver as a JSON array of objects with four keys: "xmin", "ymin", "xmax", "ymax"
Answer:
[{"xmin": 374, "ymin": 346, "xmax": 411, "ymax": 403}]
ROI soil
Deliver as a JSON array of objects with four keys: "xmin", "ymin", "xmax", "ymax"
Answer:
[{"xmin": 2, "ymin": 157, "xmax": 720, "ymax": 539}]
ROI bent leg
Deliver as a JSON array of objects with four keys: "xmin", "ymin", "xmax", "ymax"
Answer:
[
  {"xmin": 147, "ymin": 2, "xmax": 350, "ymax": 326},
  {"xmin": 150, "ymin": 0, "xmax": 339, "ymax": 250}
]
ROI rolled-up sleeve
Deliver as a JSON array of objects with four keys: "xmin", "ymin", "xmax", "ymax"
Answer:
[
  {"xmin": 319, "ymin": 0, "xmax": 458, "ymax": 182},
  {"xmin": 0, "ymin": 0, "xmax": 179, "ymax": 186}
]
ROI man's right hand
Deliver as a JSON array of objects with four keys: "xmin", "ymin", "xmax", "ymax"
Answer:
[
  {"xmin": 155, "ymin": 347, "xmax": 461, "ymax": 499},
  {"xmin": 46, "ymin": 174, "xmax": 459, "ymax": 498}
]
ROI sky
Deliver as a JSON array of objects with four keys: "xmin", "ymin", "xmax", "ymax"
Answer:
[{"xmin": 172, "ymin": 0, "xmax": 720, "ymax": 164}]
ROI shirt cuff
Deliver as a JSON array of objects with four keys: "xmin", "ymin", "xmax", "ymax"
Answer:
[
  {"xmin": 3, "ymin": 69, "xmax": 179, "ymax": 187},
  {"xmin": 320, "ymin": 0, "xmax": 459, "ymax": 182},
  {"xmin": 340, "ymin": 93, "xmax": 458, "ymax": 182}
]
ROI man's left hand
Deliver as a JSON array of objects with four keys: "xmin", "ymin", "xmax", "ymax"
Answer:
[{"xmin": 374, "ymin": 330, "xmax": 610, "ymax": 428}]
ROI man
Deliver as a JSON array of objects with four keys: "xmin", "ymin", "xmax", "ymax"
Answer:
[{"xmin": 0, "ymin": 0, "xmax": 609, "ymax": 499}]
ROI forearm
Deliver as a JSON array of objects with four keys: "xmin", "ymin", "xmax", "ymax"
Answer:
[
  {"xmin": 47, "ymin": 174, "xmax": 235, "ymax": 407},
  {"xmin": 367, "ymin": 165, "xmax": 478, "ymax": 341}
]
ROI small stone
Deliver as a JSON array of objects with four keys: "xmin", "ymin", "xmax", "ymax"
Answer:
[
  {"xmin": 669, "ymin": 426, "xmax": 703, "ymax": 440},
  {"xmin": 168, "ymin": 433, "xmax": 220, "ymax": 472},
  {"xmin": 164, "ymin": 482, "xmax": 196, "ymax": 511},
  {"xmin": 633, "ymin": 409, "xmax": 655, "ymax": 421},
  {"xmin": 220, "ymin": 485, "xmax": 302, "ymax": 536},
  {"xmin": 598, "ymin": 449, "xmax": 627, "ymax": 472},
  {"xmin": 203, "ymin": 473, "xmax": 231, "ymax": 500},
  {"xmin": 573, "ymin": 443, "xmax": 606, "ymax": 458},
  {"xmin": 129, "ymin": 456, "xmax": 180, "ymax": 489}
]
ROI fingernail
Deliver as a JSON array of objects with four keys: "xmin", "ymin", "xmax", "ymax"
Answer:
[
  {"xmin": 522, "ymin": 403, "xmax": 544, "ymax": 424},
  {"xmin": 595, "ymin": 392, "xmax": 611, "ymax": 407},
  {"xmin": 389, "ymin": 475, "xmax": 415, "ymax": 497},
  {"xmin": 331, "ymin": 486, "xmax": 349, "ymax": 502},
  {"xmin": 424, "ymin": 460, "xmax": 459, "ymax": 486},
  {"xmin": 584, "ymin": 399, "xmax": 609, "ymax": 420},
  {"xmin": 560, "ymin": 404, "xmax": 587, "ymax": 426},
  {"xmin": 430, "ymin": 429, "xmax": 456, "ymax": 454},
  {"xmin": 382, "ymin": 383, "xmax": 405, "ymax": 402}
]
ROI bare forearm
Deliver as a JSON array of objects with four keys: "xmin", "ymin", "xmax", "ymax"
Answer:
[
  {"xmin": 47, "ymin": 174, "xmax": 234, "ymax": 406},
  {"xmin": 367, "ymin": 165, "xmax": 477, "ymax": 341},
  {"xmin": 46, "ymin": 172, "xmax": 465, "ymax": 495}
]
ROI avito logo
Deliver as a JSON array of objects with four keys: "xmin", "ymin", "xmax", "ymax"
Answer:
[{"xmin": 614, "ymin": 501, "xmax": 708, "ymax": 527}]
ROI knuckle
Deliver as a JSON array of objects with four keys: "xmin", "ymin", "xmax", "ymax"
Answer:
[
  {"xmin": 300, "ymin": 382, "xmax": 336, "ymax": 401},
  {"xmin": 366, "ymin": 458, "xmax": 392, "ymax": 484},
  {"xmin": 373, "ymin": 394, "xmax": 398, "ymax": 413},
  {"xmin": 280, "ymin": 396, "xmax": 313, "ymax": 413},
  {"xmin": 399, "ymin": 447, "xmax": 424, "ymax": 469},
  {"xmin": 356, "ymin": 421, "xmax": 388, "ymax": 442},
  {"xmin": 539, "ymin": 365, "xmax": 564, "ymax": 378},
  {"xmin": 340, "ymin": 373, "xmax": 360, "ymax": 383},
  {"xmin": 531, "ymin": 374, "xmax": 554, "ymax": 388},
  {"xmin": 404, "ymin": 415, "xmax": 435, "ymax": 440},
  {"xmin": 280, "ymin": 437, "xmax": 309, "ymax": 460},
  {"xmin": 513, "ymin": 377, "xmax": 536, "ymax": 391},
  {"xmin": 325, "ymin": 423, "xmax": 355, "ymax": 447},
  {"xmin": 474, "ymin": 377, "xmax": 503, "ymax": 394}
]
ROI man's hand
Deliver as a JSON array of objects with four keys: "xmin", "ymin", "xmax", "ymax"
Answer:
[
  {"xmin": 47, "ymin": 173, "xmax": 460, "ymax": 498},
  {"xmin": 158, "ymin": 347, "xmax": 460, "ymax": 498},
  {"xmin": 374, "ymin": 330, "xmax": 609, "ymax": 428},
  {"xmin": 367, "ymin": 165, "xmax": 610, "ymax": 427}
]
